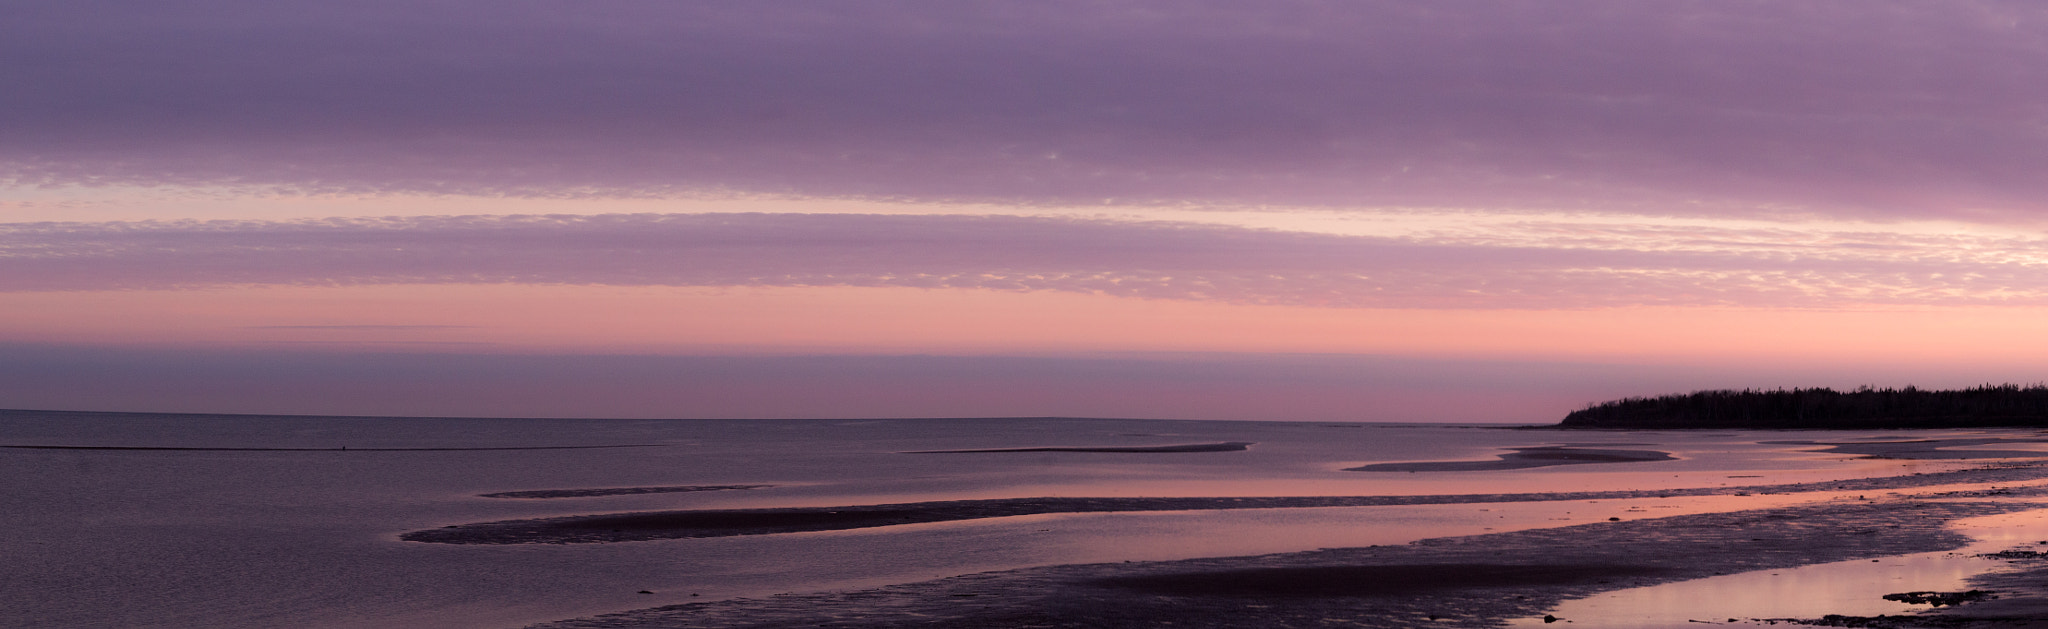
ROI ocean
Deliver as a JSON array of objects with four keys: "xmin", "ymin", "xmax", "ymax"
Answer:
[{"xmin": 0, "ymin": 410, "xmax": 2026, "ymax": 628}]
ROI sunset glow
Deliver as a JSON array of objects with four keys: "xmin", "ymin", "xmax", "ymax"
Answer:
[{"xmin": 8, "ymin": 2, "xmax": 2048, "ymax": 420}]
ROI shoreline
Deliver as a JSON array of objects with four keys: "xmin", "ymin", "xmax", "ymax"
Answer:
[
  {"xmin": 407, "ymin": 462, "xmax": 2048, "ymax": 545},
  {"xmin": 525, "ymin": 494, "xmax": 2048, "ymax": 628},
  {"xmin": 499, "ymin": 462, "xmax": 2048, "ymax": 628}
]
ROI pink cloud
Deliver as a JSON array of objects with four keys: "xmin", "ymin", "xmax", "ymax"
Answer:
[{"xmin": 6, "ymin": 213, "xmax": 2048, "ymax": 308}]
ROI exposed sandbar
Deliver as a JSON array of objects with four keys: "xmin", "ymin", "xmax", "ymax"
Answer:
[
  {"xmin": 1096, "ymin": 563, "xmax": 1676, "ymax": 598},
  {"xmin": 404, "ymin": 463, "xmax": 2048, "ymax": 545},
  {"xmin": 481, "ymin": 485, "xmax": 770, "ymax": 499},
  {"xmin": 1347, "ymin": 445, "xmax": 1675, "ymax": 472},
  {"xmin": 904, "ymin": 441, "xmax": 1252, "ymax": 454}
]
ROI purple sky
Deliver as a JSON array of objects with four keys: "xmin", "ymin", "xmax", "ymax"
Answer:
[
  {"xmin": 7, "ymin": 1, "xmax": 2048, "ymax": 217},
  {"xmin": 5, "ymin": 2, "xmax": 2048, "ymax": 420}
]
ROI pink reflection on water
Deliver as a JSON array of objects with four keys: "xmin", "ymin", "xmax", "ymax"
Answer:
[
  {"xmin": 1509, "ymin": 498, "xmax": 2048, "ymax": 627},
  {"xmin": 983, "ymin": 493, "xmax": 1871, "ymax": 566},
  {"xmin": 752, "ymin": 458, "xmax": 1981, "ymax": 508}
]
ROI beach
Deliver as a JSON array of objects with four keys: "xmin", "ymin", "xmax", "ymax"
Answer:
[
  {"xmin": 530, "ymin": 499, "xmax": 2048, "ymax": 628},
  {"xmin": 16, "ymin": 3, "xmax": 2048, "ymax": 627},
  {"xmin": 525, "ymin": 470, "xmax": 2048, "ymax": 628},
  {"xmin": 8, "ymin": 411, "xmax": 2048, "ymax": 627}
]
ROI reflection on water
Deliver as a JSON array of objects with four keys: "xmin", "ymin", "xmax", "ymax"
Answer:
[
  {"xmin": 1, "ymin": 412, "xmax": 2042, "ymax": 629},
  {"xmin": 909, "ymin": 492, "xmax": 1869, "ymax": 567},
  {"xmin": 1509, "ymin": 505, "xmax": 2048, "ymax": 627}
]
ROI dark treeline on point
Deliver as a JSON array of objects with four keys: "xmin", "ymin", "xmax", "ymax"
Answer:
[{"xmin": 1559, "ymin": 384, "xmax": 2048, "ymax": 429}]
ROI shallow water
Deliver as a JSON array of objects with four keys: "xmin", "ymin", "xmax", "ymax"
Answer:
[
  {"xmin": 1509, "ymin": 497, "xmax": 2048, "ymax": 627},
  {"xmin": 0, "ymin": 411, "xmax": 2029, "ymax": 628}
]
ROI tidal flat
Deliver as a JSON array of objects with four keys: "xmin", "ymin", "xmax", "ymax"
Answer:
[{"xmin": 7, "ymin": 410, "xmax": 2048, "ymax": 628}]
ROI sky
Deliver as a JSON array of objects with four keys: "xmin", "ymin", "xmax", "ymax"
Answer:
[{"xmin": 6, "ymin": 1, "xmax": 2048, "ymax": 421}]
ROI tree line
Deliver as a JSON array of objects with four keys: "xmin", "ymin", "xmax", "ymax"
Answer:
[{"xmin": 1559, "ymin": 384, "xmax": 2048, "ymax": 429}]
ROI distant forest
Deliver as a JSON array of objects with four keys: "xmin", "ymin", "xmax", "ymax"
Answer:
[{"xmin": 1559, "ymin": 384, "xmax": 2048, "ymax": 429}]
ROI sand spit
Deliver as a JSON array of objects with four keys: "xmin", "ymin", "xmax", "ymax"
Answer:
[
  {"xmin": 524, "ymin": 499, "xmax": 2042, "ymax": 629},
  {"xmin": 904, "ymin": 441, "xmax": 1253, "ymax": 454},
  {"xmin": 1347, "ymin": 445, "xmax": 1676, "ymax": 472},
  {"xmin": 481, "ymin": 485, "xmax": 772, "ymax": 499},
  {"xmin": 407, "ymin": 463, "xmax": 2047, "ymax": 545}
]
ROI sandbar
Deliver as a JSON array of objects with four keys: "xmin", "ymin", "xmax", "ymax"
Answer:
[
  {"xmin": 1347, "ymin": 445, "xmax": 1676, "ymax": 472},
  {"xmin": 406, "ymin": 463, "xmax": 2047, "ymax": 545}
]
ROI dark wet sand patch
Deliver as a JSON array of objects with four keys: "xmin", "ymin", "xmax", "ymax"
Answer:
[
  {"xmin": 1347, "ymin": 445, "xmax": 1675, "ymax": 472},
  {"xmin": 1894, "ymin": 555, "xmax": 2048, "ymax": 628},
  {"xmin": 481, "ymin": 485, "xmax": 770, "ymax": 499},
  {"xmin": 1097, "ymin": 564, "xmax": 1675, "ymax": 598},
  {"xmin": 904, "ymin": 441, "xmax": 1251, "ymax": 454},
  {"xmin": 404, "ymin": 463, "xmax": 2048, "ymax": 545},
  {"xmin": 526, "ymin": 494, "xmax": 2048, "ymax": 629},
  {"xmin": 0, "ymin": 444, "xmax": 665, "ymax": 452}
]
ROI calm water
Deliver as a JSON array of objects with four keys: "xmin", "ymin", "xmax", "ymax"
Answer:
[
  {"xmin": 0, "ymin": 411, "xmax": 2011, "ymax": 628},
  {"xmin": 1507, "ymin": 505, "xmax": 2048, "ymax": 627}
]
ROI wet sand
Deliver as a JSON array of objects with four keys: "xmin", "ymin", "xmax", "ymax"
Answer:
[
  {"xmin": 405, "ymin": 464, "xmax": 2043, "ymax": 545},
  {"xmin": 1348, "ymin": 445, "xmax": 1676, "ymax": 472},
  {"xmin": 489, "ymin": 461, "xmax": 2048, "ymax": 628},
  {"xmin": 525, "ymin": 494, "xmax": 2048, "ymax": 628},
  {"xmin": 1908, "ymin": 559, "xmax": 2048, "ymax": 628}
]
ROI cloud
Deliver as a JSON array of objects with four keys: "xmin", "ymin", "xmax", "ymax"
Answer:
[
  {"xmin": 5, "ymin": 1, "xmax": 2048, "ymax": 219},
  {"xmin": 7, "ymin": 213, "xmax": 2048, "ymax": 308}
]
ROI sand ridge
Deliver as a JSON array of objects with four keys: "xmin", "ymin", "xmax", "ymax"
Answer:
[
  {"xmin": 405, "ymin": 463, "xmax": 2048, "ymax": 545},
  {"xmin": 1346, "ymin": 445, "xmax": 1677, "ymax": 472}
]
